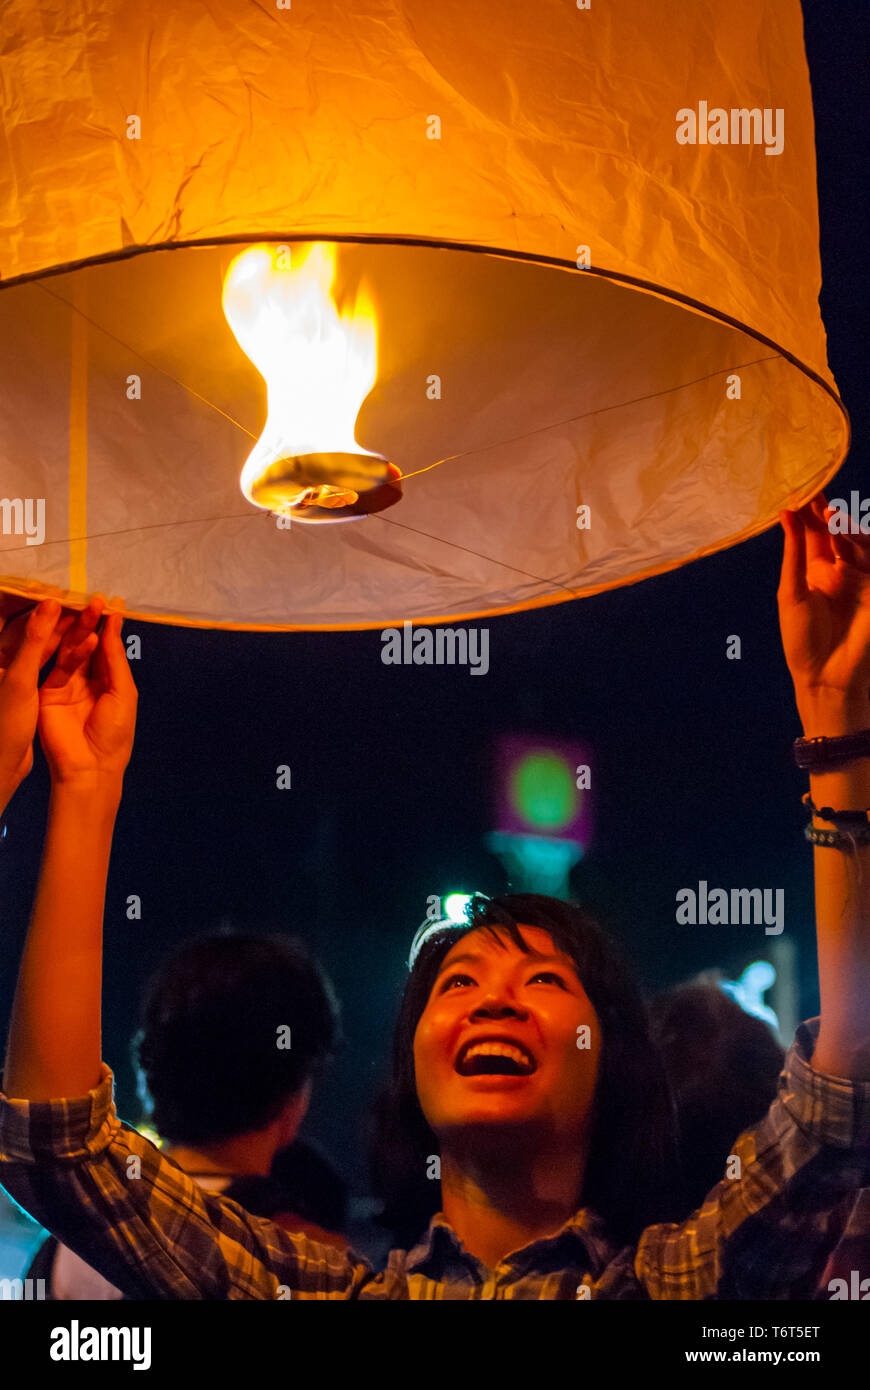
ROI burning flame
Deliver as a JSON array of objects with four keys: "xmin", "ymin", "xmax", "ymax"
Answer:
[{"xmin": 222, "ymin": 243, "xmax": 381, "ymax": 510}]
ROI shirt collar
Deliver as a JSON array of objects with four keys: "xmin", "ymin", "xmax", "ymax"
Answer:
[{"xmin": 404, "ymin": 1206, "xmax": 619, "ymax": 1277}]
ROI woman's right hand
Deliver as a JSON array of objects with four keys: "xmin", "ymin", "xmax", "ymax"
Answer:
[
  {"xmin": 38, "ymin": 597, "xmax": 138, "ymax": 788},
  {"xmin": 778, "ymin": 496, "xmax": 870, "ymax": 736}
]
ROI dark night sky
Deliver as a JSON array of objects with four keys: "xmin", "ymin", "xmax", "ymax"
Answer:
[{"xmin": 0, "ymin": 0, "xmax": 867, "ymax": 1199}]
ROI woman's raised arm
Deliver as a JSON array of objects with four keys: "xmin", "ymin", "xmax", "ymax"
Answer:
[
  {"xmin": 3, "ymin": 598, "xmax": 136, "ymax": 1099},
  {"xmin": 778, "ymin": 496, "xmax": 870, "ymax": 1080}
]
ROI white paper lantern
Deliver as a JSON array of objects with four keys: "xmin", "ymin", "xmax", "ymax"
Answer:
[{"xmin": 0, "ymin": 0, "xmax": 847, "ymax": 629}]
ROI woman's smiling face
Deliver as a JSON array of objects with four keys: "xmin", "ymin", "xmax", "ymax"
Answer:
[{"xmin": 413, "ymin": 925, "xmax": 601, "ymax": 1145}]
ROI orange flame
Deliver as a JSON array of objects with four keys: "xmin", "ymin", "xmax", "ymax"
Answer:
[{"xmin": 222, "ymin": 243, "xmax": 380, "ymax": 510}]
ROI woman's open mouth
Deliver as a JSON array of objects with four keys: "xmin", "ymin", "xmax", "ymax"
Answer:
[{"xmin": 454, "ymin": 1037, "xmax": 538, "ymax": 1076}]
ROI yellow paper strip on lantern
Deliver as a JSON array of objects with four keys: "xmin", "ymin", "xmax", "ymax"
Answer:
[{"xmin": 68, "ymin": 280, "xmax": 89, "ymax": 595}]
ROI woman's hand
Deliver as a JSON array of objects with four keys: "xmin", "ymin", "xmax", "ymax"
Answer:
[
  {"xmin": 38, "ymin": 597, "xmax": 138, "ymax": 787},
  {"xmin": 0, "ymin": 598, "xmax": 81, "ymax": 806},
  {"xmin": 778, "ymin": 495, "xmax": 870, "ymax": 736}
]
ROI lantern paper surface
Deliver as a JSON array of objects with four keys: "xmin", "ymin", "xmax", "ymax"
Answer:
[{"xmin": 0, "ymin": 0, "xmax": 848, "ymax": 629}]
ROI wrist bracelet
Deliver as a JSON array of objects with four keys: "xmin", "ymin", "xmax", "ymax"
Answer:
[
  {"xmin": 802, "ymin": 793, "xmax": 870, "ymax": 826},
  {"xmin": 794, "ymin": 728, "xmax": 870, "ymax": 770},
  {"xmin": 801, "ymin": 789, "xmax": 870, "ymax": 849},
  {"xmin": 804, "ymin": 822, "xmax": 870, "ymax": 848}
]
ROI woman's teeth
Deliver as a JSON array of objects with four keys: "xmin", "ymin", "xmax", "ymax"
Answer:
[
  {"xmin": 465, "ymin": 1042, "xmax": 531, "ymax": 1065},
  {"xmin": 456, "ymin": 1040, "xmax": 537, "ymax": 1074}
]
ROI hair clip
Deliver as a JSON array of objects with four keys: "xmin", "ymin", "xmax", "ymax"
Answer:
[{"xmin": 406, "ymin": 894, "xmax": 480, "ymax": 971}]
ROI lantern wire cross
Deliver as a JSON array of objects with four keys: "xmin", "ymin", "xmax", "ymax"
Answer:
[{"xmin": 8, "ymin": 280, "xmax": 781, "ymax": 602}]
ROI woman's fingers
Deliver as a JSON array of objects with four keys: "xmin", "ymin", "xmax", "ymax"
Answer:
[
  {"xmin": 800, "ymin": 497, "xmax": 835, "ymax": 570},
  {"xmin": 39, "ymin": 596, "xmax": 108, "ymax": 694},
  {"xmin": 40, "ymin": 634, "xmax": 101, "ymax": 699},
  {"xmin": 56, "ymin": 596, "xmax": 106, "ymax": 653},
  {"xmin": 791, "ymin": 494, "xmax": 870, "ymax": 601},
  {"xmin": 778, "ymin": 510, "xmax": 808, "ymax": 606},
  {"xmin": 0, "ymin": 602, "xmax": 71, "ymax": 658},
  {"xmin": 813, "ymin": 491, "xmax": 870, "ymax": 569},
  {"xmin": 0, "ymin": 607, "xmax": 36, "ymax": 668},
  {"xmin": 0, "ymin": 594, "xmax": 109, "ymax": 681},
  {"xmin": 51, "ymin": 630, "xmax": 100, "ymax": 679},
  {"xmin": 28, "ymin": 610, "xmax": 77, "ymax": 670},
  {"xmin": 828, "ymin": 527, "xmax": 866, "ymax": 571},
  {"xmin": 823, "ymin": 505, "xmax": 870, "ymax": 572},
  {"xmin": 42, "ymin": 598, "xmax": 106, "ymax": 683},
  {"xmin": 2, "ymin": 600, "xmax": 63, "ymax": 688},
  {"xmin": 98, "ymin": 613, "xmax": 137, "ymax": 701}
]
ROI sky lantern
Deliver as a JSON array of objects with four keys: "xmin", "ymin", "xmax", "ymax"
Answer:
[{"xmin": 0, "ymin": 0, "xmax": 848, "ymax": 630}]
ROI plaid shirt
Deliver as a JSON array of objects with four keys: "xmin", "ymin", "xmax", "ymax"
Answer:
[{"xmin": 1, "ymin": 1018, "xmax": 869, "ymax": 1300}]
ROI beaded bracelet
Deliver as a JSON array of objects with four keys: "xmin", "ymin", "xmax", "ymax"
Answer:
[
  {"xmin": 801, "ymin": 791, "xmax": 870, "ymax": 849},
  {"xmin": 805, "ymin": 822, "xmax": 870, "ymax": 848}
]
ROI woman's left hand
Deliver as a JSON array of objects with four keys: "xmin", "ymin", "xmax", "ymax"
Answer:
[
  {"xmin": 0, "ymin": 598, "xmax": 80, "ymax": 803},
  {"xmin": 778, "ymin": 494, "xmax": 870, "ymax": 734}
]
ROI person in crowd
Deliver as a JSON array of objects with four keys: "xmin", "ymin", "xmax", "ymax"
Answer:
[
  {"xmin": 647, "ymin": 978, "xmax": 785, "ymax": 1216},
  {"xmin": 23, "ymin": 931, "xmax": 347, "ymax": 1297},
  {"xmin": 0, "ymin": 494, "xmax": 869, "ymax": 1298}
]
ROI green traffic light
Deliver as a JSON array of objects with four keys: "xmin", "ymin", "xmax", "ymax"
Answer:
[{"xmin": 510, "ymin": 750, "xmax": 576, "ymax": 832}]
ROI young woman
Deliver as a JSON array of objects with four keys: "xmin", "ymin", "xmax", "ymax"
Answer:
[{"xmin": 0, "ymin": 495, "xmax": 869, "ymax": 1299}]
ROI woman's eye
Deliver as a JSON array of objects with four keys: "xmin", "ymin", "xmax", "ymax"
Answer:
[
  {"xmin": 529, "ymin": 971, "xmax": 567, "ymax": 987},
  {"xmin": 441, "ymin": 973, "xmax": 475, "ymax": 991}
]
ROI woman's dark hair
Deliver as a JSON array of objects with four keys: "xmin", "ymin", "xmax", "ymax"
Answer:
[
  {"xmin": 648, "ymin": 978, "xmax": 785, "ymax": 1215},
  {"xmin": 369, "ymin": 894, "xmax": 681, "ymax": 1249},
  {"xmin": 132, "ymin": 931, "xmax": 340, "ymax": 1145}
]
